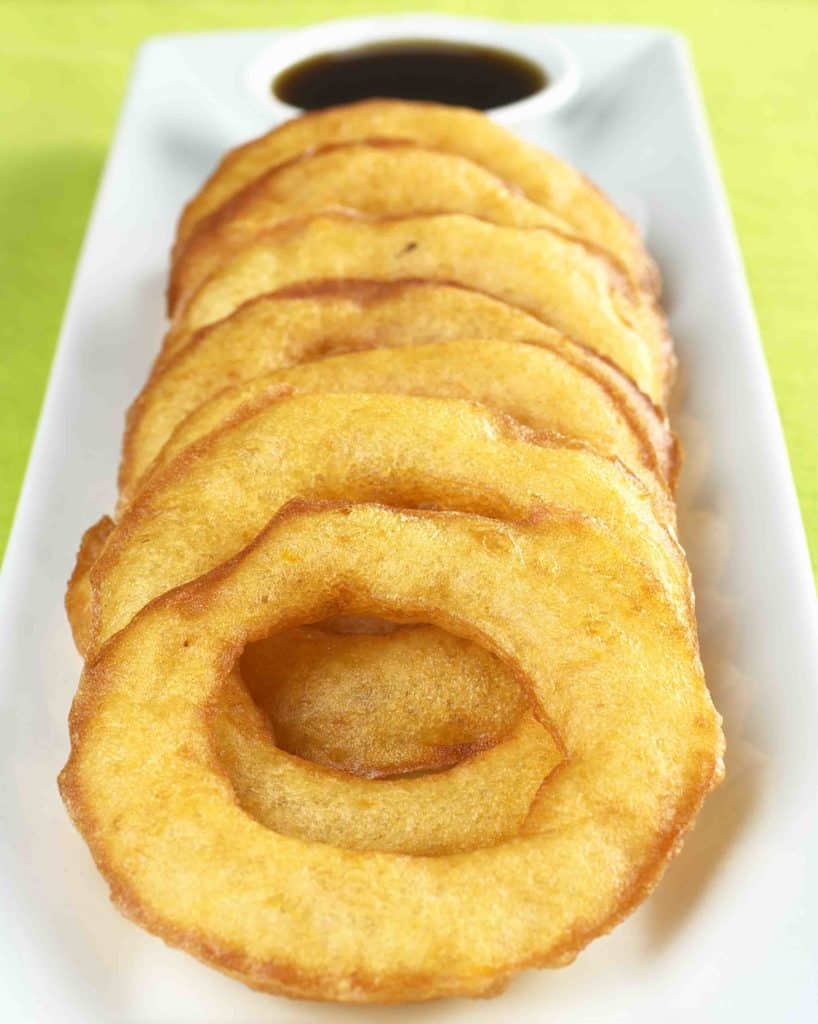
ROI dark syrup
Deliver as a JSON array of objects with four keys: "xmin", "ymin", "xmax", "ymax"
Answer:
[{"xmin": 273, "ymin": 40, "xmax": 547, "ymax": 111}]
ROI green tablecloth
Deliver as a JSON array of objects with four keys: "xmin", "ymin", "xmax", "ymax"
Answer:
[{"xmin": 2, "ymin": 1, "xmax": 816, "ymax": 576}]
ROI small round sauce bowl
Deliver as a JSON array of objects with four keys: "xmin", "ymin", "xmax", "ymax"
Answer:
[{"xmin": 245, "ymin": 14, "xmax": 580, "ymax": 128}]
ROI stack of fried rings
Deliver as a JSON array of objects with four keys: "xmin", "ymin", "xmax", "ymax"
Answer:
[{"xmin": 60, "ymin": 99, "xmax": 724, "ymax": 1004}]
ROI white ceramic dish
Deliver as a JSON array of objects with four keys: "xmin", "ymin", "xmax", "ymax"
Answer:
[
  {"xmin": 1, "ymin": 16, "xmax": 816, "ymax": 1023},
  {"xmin": 245, "ymin": 14, "xmax": 579, "ymax": 125}
]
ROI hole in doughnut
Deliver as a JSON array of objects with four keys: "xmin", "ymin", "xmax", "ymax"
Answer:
[{"xmin": 238, "ymin": 621, "xmax": 530, "ymax": 778}]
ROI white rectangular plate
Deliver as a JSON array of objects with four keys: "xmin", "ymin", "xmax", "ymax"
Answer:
[{"xmin": 1, "ymin": 17, "xmax": 817, "ymax": 1023}]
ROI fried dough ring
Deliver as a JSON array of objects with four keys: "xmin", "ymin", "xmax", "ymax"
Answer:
[
  {"xmin": 241, "ymin": 626, "xmax": 529, "ymax": 777},
  {"xmin": 173, "ymin": 99, "xmax": 658, "ymax": 296},
  {"xmin": 129, "ymin": 339, "xmax": 675, "ymax": 514},
  {"xmin": 123, "ymin": 280, "xmax": 677, "ymax": 505},
  {"xmin": 61, "ymin": 502, "xmax": 722, "ymax": 1002},
  {"xmin": 86, "ymin": 393, "xmax": 684, "ymax": 655},
  {"xmin": 168, "ymin": 140, "xmax": 573, "ymax": 311},
  {"xmin": 164, "ymin": 214, "xmax": 671, "ymax": 403}
]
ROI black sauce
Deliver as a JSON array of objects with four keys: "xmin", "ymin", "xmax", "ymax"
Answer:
[{"xmin": 273, "ymin": 40, "xmax": 547, "ymax": 111}]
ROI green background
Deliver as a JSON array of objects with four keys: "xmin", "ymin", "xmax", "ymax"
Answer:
[{"xmin": 2, "ymin": 1, "xmax": 816, "ymax": 577}]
